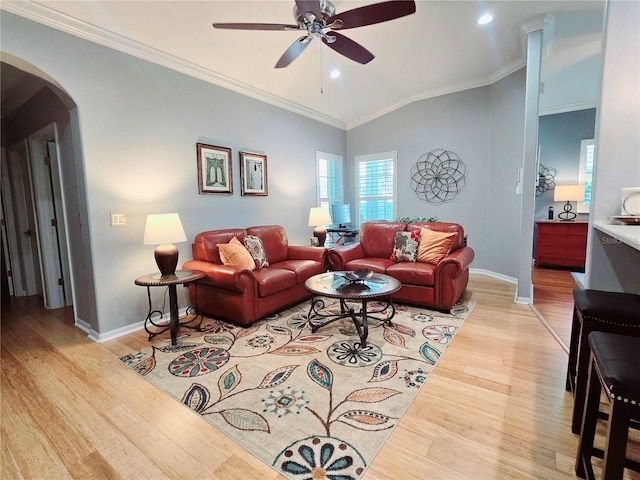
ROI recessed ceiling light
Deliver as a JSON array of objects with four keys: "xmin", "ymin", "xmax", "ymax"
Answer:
[
  {"xmin": 478, "ymin": 13, "xmax": 493, "ymax": 25},
  {"xmin": 330, "ymin": 69, "xmax": 341, "ymax": 79}
]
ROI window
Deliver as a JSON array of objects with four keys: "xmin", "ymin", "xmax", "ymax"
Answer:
[
  {"xmin": 355, "ymin": 151, "xmax": 396, "ymax": 226},
  {"xmin": 316, "ymin": 151, "xmax": 343, "ymax": 211},
  {"xmin": 577, "ymin": 139, "xmax": 595, "ymax": 213}
]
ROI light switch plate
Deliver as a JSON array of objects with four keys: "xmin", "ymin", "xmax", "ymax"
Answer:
[{"xmin": 110, "ymin": 213, "xmax": 126, "ymax": 227}]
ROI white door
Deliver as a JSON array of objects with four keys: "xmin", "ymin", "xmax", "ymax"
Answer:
[
  {"xmin": 1, "ymin": 141, "xmax": 42, "ymax": 297},
  {"xmin": 28, "ymin": 124, "xmax": 70, "ymax": 309}
]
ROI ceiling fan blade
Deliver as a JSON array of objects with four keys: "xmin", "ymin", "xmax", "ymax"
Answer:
[
  {"xmin": 275, "ymin": 36, "xmax": 312, "ymax": 68},
  {"xmin": 295, "ymin": 0, "xmax": 323, "ymax": 21},
  {"xmin": 322, "ymin": 31, "xmax": 374, "ymax": 65},
  {"xmin": 212, "ymin": 22, "xmax": 299, "ymax": 31},
  {"xmin": 327, "ymin": 0, "xmax": 416, "ymax": 30}
]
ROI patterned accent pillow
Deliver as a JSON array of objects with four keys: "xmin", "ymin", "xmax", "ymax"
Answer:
[
  {"xmin": 390, "ymin": 230, "xmax": 420, "ymax": 262},
  {"xmin": 244, "ymin": 235, "xmax": 269, "ymax": 268}
]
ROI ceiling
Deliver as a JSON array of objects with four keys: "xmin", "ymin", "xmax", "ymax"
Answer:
[{"xmin": 1, "ymin": 0, "xmax": 604, "ymax": 129}]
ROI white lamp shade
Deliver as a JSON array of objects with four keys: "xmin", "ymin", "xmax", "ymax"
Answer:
[
  {"xmin": 308, "ymin": 207, "xmax": 332, "ymax": 227},
  {"xmin": 554, "ymin": 185, "xmax": 584, "ymax": 202},
  {"xmin": 143, "ymin": 213, "xmax": 187, "ymax": 245}
]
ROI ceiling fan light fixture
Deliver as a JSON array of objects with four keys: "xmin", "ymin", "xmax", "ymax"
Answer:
[
  {"xmin": 213, "ymin": 0, "xmax": 417, "ymax": 68},
  {"xmin": 330, "ymin": 69, "xmax": 341, "ymax": 79},
  {"xmin": 478, "ymin": 13, "xmax": 493, "ymax": 25},
  {"xmin": 323, "ymin": 33, "xmax": 337, "ymax": 44}
]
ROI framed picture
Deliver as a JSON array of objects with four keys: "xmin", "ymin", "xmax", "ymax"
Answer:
[
  {"xmin": 240, "ymin": 151, "xmax": 268, "ymax": 196},
  {"xmin": 197, "ymin": 143, "xmax": 233, "ymax": 194}
]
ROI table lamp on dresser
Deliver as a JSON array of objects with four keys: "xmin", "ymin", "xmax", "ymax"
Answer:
[{"xmin": 554, "ymin": 185, "xmax": 584, "ymax": 221}]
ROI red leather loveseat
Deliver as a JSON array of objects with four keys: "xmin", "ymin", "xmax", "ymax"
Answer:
[
  {"xmin": 327, "ymin": 221, "xmax": 474, "ymax": 311},
  {"xmin": 183, "ymin": 225, "xmax": 327, "ymax": 326}
]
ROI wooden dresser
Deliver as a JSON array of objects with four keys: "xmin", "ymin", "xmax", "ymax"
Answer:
[{"xmin": 535, "ymin": 220, "xmax": 588, "ymax": 269}]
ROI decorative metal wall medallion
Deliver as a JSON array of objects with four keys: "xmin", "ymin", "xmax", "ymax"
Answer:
[
  {"xmin": 536, "ymin": 163, "xmax": 556, "ymax": 197},
  {"xmin": 410, "ymin": 149, "xmax": 467, "ymax": 204}
]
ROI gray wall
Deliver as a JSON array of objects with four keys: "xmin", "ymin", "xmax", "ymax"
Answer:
[
  {"xmin": 1, "ymin": 11, "xmax": 345, "ymax": 337},
  {"xmin": 347, "ymin": 70, "xmax": 527, "ymax": 278}
]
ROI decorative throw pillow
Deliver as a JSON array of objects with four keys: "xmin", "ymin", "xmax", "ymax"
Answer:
[
  {"xmin": 416, "ymin": 227, "xmax": 457, "ymax": 265},
  {"xmin": 244, "ymin": 235, "xmax": 269, "ymax": 268},
  {"xmin": 390, "ymin": 230, "xmax": 420, "ymax": 262},
  {"xmin": 217, "ymin": 236, "xmax": 255, "ymax": 270}
]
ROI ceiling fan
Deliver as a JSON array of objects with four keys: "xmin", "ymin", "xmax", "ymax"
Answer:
[{"xmin": 212, "ymin": 0, "xmax": 417, "ymax": 68}]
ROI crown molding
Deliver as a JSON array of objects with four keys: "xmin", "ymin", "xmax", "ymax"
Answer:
[
  {"xmin": 539, "ymin": 99, "xmax": 598, "ymax": 116},
  {"xmin": 346, "ymin": 57, "xmax": 526, "ymax": 130},
  {"xmin": 1, "ymin": 1, "xmax": 347, "ymax": 130}
]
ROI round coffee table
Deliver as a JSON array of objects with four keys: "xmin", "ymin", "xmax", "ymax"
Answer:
[{"xmin": 304, "ymin": 271, "xmax": 401, "ymax": 347}]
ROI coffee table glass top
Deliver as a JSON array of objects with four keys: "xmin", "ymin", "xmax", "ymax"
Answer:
[{"xmin": 305, "ymin": 271, "xmax": 401, "ymax": 299}]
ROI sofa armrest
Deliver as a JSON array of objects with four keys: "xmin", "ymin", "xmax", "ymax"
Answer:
[
  {"xmin": 327, "ymin": 243, "xmax": 365, "ymax": 271},
  {"xmin": 433, "ymin": 246, "xmax": 475, "ymax": 310},
  {"xmin": 182, "ymin": 260, "xmax": 255, "ymax": 293},
  {"xmin": 437, "ymin": 246, "xmax": 475, "ymax": 275},
  {"xmin": 288, "ymin": 245, "xmax": 327, "ymax": 263}
]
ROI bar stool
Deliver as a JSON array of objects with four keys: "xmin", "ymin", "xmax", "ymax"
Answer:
[
  {"xmin": 575, "ymin": 331, "xmax": 640, "ymax": 479},
  {"xmin": 567, "ymin": 289, "xmax": 640, "ymax": 434}
]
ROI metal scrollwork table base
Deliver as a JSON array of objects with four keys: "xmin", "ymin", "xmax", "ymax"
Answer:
[
  {"xmin": 135, "ymin": 270, "xmax": 205, "ymax": 345},
  {"xmin": 304, "ymin": 272, "xmax": 402, "ymax": 348}
]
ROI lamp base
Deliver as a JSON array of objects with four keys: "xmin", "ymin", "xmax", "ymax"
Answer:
[
  {"xmin": 558, "ymin": 201, "xmax": 577, "ymax": 221},
  {"xmin": 155, "ymin": 243, "xmax": 179, "ymax": 278},
  {"xmin": 313, "ymin": 226, "xmax": 327, "ymax": 248}
]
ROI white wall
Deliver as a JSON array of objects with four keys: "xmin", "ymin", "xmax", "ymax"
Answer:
[
  {"xmin": 1, "ymin": 11, "xmax": 345, "ymax": 336},
  {"xmin": 586, "ymin": 0, "xmax": 640, "ymax": 294}
]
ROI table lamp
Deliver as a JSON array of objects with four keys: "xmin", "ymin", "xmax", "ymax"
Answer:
[
  {"xmin": 554, "ymin": 185, "xmax": 584, "ymax": 221},
  {"xmin": 143, "ymin": 213, "xmax": 187, "ymax": 277},
  {"xmin": 308, "ymin": 207, "xmax": 332, "ymax": 247}
]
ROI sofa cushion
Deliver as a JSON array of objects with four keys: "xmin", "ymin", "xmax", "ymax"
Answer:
[
  {"xmin": 342, "ymin": 257, "xmax": 395, "ymax": 273},
  {"xmin": 274, "ymin": 259, "xmax": 326, "ymax": 284},
  {"xmin": 417, "ymin": 227, "xmax": 457, "ymax": 264},
  {"xmin": 390, "ymin": 230, "xmax": 420, "ymax": 262},
  {"xmin": 217, "ymin": 236, "xmax": 255, "ymax": 270},
  {"xmin": 252, "ymin": 267, "xmax": 296, "ymax": 297},
  {"xmin": 387, "ymin": 261, "xmax": 436, "ymax": 286},
  {"xmin": 246, "ymin": 225, "xmax": 289, "ymax": 264},
  {"xmin": 193, "ymin": 228, "xmax": 247, "ymax": 263},
  {"xmin": 407, "ymin": 222, "xmax": 464, "ymax": 251},
  {"xmin": 360, "ymin": 221, "xmax": 408, "ymax": 258},
  {"xmin": 244, "ymin": 235, "xmax": 269, "ymax": 268}
]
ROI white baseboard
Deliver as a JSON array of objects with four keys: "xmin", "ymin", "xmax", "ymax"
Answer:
[
  {"xmin": 469, "ymin": 268, "xmax": 517, "ymax": 284},
  {"xmin": 86, "ymin": 308, "xmax": 189, "ymax": 343},
  {"xmin": 74, "ymin": 316, "xmax": 91, "ymax": 334}
]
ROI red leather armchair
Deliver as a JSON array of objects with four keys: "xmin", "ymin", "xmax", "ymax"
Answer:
[
  {"xmin": 327, "ymin": 221, "xmax": 474, "ymax": 311},
  {"xmin": 183, "ymin": 225, "xmax": 327, "ymax": 325}
]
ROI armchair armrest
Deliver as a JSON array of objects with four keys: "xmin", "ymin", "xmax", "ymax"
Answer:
[
  {"xmin": 327, "ymin": 243, "xmax": 365, "ymax": 271},
  {"xmin": 182, "ymin": 260, "xmax": 255, "ymax": 293}
]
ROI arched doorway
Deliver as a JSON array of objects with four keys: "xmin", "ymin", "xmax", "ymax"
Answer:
[{"xmin": 1, "ymin": 58, "xmax": 95, "ymax": 330}]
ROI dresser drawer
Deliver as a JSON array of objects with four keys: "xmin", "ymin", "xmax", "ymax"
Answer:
[{"xmin": 535, "ymin": 220, "xmax": 588, "ymax": 269}]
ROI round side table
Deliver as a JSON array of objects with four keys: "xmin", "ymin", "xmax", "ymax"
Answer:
[{"xmin": 135, "ymin": 270, "xmax": 205, "ymax": 345}]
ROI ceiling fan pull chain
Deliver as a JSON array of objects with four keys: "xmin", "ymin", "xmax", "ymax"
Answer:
[{"xmin": 320, "ymin": 42, "xmax": 324, "ymax": 94}]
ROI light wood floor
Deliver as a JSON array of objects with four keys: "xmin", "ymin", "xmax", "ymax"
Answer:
[{"xmin": 2, "ymin": 271, "xmax": 639, "ymax": 479}]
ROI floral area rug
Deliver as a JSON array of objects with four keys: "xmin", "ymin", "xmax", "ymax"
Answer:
[{"xmin": 120, "ymin": 296, "xmax": 475, "ymax": 479}]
